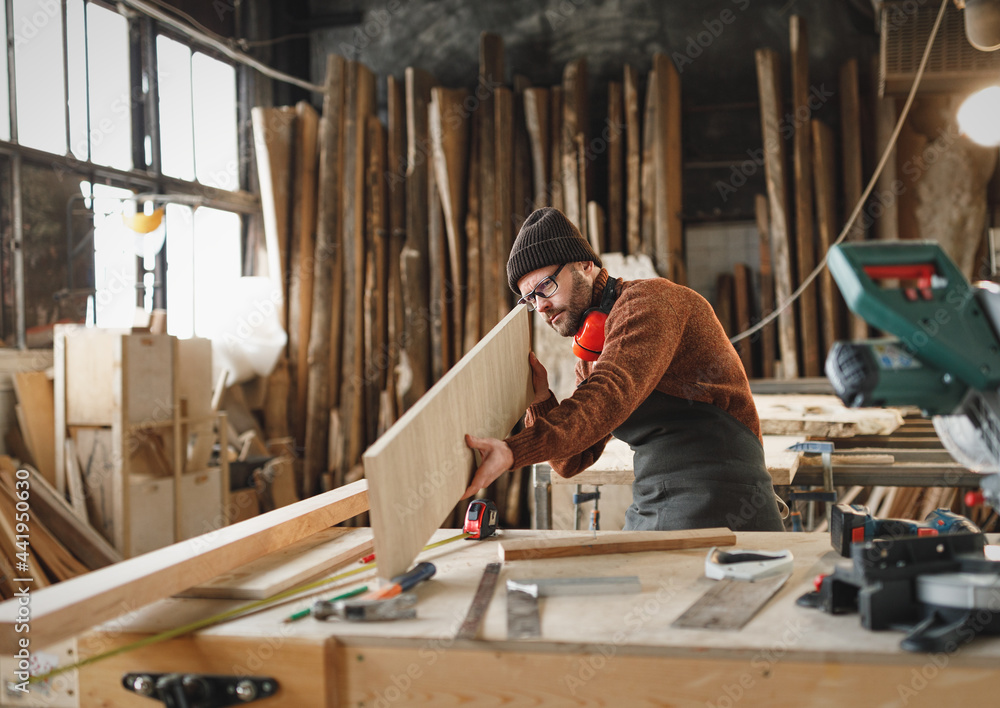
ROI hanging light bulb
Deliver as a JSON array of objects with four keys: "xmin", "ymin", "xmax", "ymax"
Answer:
[{"xmin": 957, "ymin": 85, "xmax": 1000, "ymax": 147}]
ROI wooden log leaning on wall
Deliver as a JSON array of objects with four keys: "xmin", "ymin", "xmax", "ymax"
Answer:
[
  {"xmin": 364, "ymin": 116, "xmax": 389, "ymax": 444},
  {"xmin": 640, "ymin": 69, "xmax": 656, "ymax": 261},
  {"xmin": 755, "ymin": 48, "xmax": 799, "ymax": 379},
  {"xmin": 512, "ymin": 75, "xmax": 533, "ymax": 236},
  {"xmin": 400, "ymin": 68, "xmax": 437, "ymax": 412},
  {"xmin": 478, "ymin": 32, "xmax": 504, "ymax": 335},
  {"xmin": 465, "ymin": 109, "xmax": 482, "ymax": 354},
  {"xmin": 812, "ymin": 119, "xmax": 844, "ymax": 355},
  {"xmin": 385, "ymin": 75, "xmax": 407, "ymax": 422},
  {"xmin": 550, "ymin": 87, "xmax": 564, "ymax": 213},
  {"xmin": 607, "ymin": 80, "xmax": 624, "ymax": 254},
  {"xmin": 339, "ymin": 61, "xmax": 376, "ymax": 481},
  {"xmin": 790, "ymin": 16, "xmax": 820, "ymax": 377},
  {"xmin": 523, "ymin": 87, "xmax": 550, "ymax": 208},
  {"xmin": 840, "ymin": 58, "xmax": 868, "ymax": 341},
  {"xmin": 624, "ymin": 65, "xmax": 641, "ymax": 257},
  {"xmin": 429, "ymin": 87, "xmax": 470, "ymax": 363},
  {"xmin": 755, "ymin": 194, "xmax": 776, "ymax": 379},
  {"xmin": 652, "ymin": 53, "xmax": 684, "ymax": 283},
  {"xmin": 428, "ymin": 128, "xmax": 448, "ymax": 384},
  {"xmin": 562, "ymin": 59, "xmax": 587, "ymax": 231},
  {"xmin": 496, "ymin": 86, "xmax": 515, "ymax": 322},
  {"xmin": 303, "ymin": 55, "xmax": 345, "ymax": 497},
  {"xmin": 288, "ymin": 101, "xmax": 319, "ymax": 450}
]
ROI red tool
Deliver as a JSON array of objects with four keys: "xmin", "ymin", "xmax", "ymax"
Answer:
[{"xmin": 464, "ymin": 499, "xmax": 498, "ymax": 539}]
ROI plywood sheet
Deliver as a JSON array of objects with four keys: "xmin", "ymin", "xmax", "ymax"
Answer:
[
  {"xmin": 12, "ymin": 371, "xmax": 56, "ymax": 486},
  {"xmin": 755, "ymin": 394, "xmax": 904, "ymax": 438},
  {"xmin": 177, "ymin": 337, "xmax": 213, "ymax": 422},
  {"xmin": 179, "ymin": 527, "xmax": 373, "ymax": 600},
  {"xmin": 364, "ymin": 306, "xmax": 532, "ymax": 581}
]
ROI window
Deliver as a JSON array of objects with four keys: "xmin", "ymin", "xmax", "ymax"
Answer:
[
  {"xmin": 84, "ymin": 2, "xmax": 132, "ymax": 169},
  {"xmin": 158, "ymin": 36, "xmax": 239, "ymax": 191},
  {"xmin": 90, "ymin": 182, "xmax": 140, "ymax": 329},
  {"xmin": 13, "ymin": 0, "xmax": 67, "ymax": 154}
]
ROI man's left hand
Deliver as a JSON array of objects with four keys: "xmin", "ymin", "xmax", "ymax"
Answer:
[{"xmin": 463, "ymin": 434, "xmax": 514, "ymax": 498}]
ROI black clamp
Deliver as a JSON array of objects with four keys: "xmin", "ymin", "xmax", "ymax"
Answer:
[{"xmin": 122, "ymin": 673, "xmax": 278, "ymax": 707}]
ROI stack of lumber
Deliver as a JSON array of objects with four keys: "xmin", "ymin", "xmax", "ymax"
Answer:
[
  {"xmin": 713, "ymin": 16, "xmax": 870, "ymax": 381},
  {"xmin": 253, "ymin": 37, "xmax": 688, "ymax": 528}
]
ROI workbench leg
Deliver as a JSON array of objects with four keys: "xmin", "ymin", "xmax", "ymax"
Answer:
[{"xmin": 531, "ymin": 464, "xmax": 551, "ymax": 530}]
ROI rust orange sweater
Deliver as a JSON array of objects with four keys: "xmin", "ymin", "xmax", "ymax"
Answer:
[{"xmin": 505, "ymin": 269, "xmax": 760, "ymax": 477}]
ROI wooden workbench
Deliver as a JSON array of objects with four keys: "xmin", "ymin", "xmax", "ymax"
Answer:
[{"xmin": 74, "ymin": 529, "xmax": 1000, "ymax": 706}]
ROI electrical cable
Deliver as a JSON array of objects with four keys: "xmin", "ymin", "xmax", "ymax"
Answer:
[{"xmin": 730, "ymin": 0, "xmax": 951, "ymax": 345}]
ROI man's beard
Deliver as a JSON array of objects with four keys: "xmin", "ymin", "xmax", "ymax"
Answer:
[{"xmin": 545, "ymin": 271, "xmax": 593, "ymax": 337}]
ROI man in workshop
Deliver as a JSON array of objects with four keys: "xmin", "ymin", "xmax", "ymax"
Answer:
[{"xmin": 464, "ymin": 207, "xmax": 785, "ymax": 532}]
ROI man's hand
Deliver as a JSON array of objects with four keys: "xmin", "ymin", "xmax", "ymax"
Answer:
[
  {"xmin": 528, "ymin": 351, "xmax": 551, "ymax": 406},
  {"xmin": 463, "ymin": 434, "xmax": 514, "ymax": 498}
]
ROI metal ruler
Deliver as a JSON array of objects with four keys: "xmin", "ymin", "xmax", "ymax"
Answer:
[
  {"xmin": 505, "ymin": 575, "xmax": 642, "ymax": 639},
  {"xmin": 671, "ymin": 573, "xmax": 791, "ymax": 630},
  {"xmin": 456, "ymin": 562, "xmax": 501, "ymax": 640}
]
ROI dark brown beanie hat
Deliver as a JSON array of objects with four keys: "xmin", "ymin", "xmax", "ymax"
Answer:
[{"xmin": 506, "ymin": 207, "xmax": 602, "ymax": 293}]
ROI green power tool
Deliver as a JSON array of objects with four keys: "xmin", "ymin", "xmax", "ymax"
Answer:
[{"xmin": 825, "ymin": 241, "xmax": 1000, "ymax": 473}]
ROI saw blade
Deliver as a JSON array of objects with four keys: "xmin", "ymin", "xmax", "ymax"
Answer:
[
  {"xmin": 671, "ymin": 573, "xmax": 790, "ymax": 630},
  {"xmin": 456, "ymin": 562, "xmax": 501, "ymax": 640}
]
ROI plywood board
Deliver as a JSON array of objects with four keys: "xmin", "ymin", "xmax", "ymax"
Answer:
[
  {"xmin": 124, "ymin": 334, "xmax": 174, "ymax": 425},
  {"xmin": 180, "ymin": 527, "xmax": 373, "ymax": 599},
  {"xmin": 179, "ymin": 468, "xmax": 224, "ymax": 541},
  {"xmin": 364, "ymin": 306, "xmax": 532, "ymax": 581},
  {"xmin": 755, "ymin": 394, "xmax": 905, "ymax": 438},
  {"xmin": 0, "ymin": 479, "xmax": 369, "ymax": 653},
  {"xmin": 12, "ymin": 371, "xmax": 56, "ymax": 486},
  {"xmin": 499, "ymin": 528, "xmax": 736, "ymax": 561},
  {"xmin": 176, "ymin": 337, "xmax": 213, "ymax": 423}
]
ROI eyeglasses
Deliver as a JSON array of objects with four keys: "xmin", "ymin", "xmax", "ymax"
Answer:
[{"xmin": 517, "ymin": 263, "xmax": 565, "ymax": 311}]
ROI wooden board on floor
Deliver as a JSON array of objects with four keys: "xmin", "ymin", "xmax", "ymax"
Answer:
[
  {"xmin": 499, "ymin": 528, "xmax": 736, "ymax": 562},
  {"xmin": 363, "ymin": 307, "xmax": 532, "ymax": 581},
  {"xmin": 179, "ymin": 527, "xmax": 374, "ymax": 600},
  {"xmin": 0, "ymin": 479, "xmax": 370, "ymax": 654},
  {"xmin": 13, "ymin": 371, "xmax": 57, "ymax": 487},
  {"xmin": 755, "ymin": 394, "xmax": 905, "ymax": 438}
]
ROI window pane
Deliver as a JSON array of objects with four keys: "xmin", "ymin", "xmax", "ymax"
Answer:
[
  {"xmin": 192, "ymin": 53, "xmax": 238, "ymax": 190},
  {"xmin": 86, "ymin": 3, "xmax": 131, "ymax": 169},
  {"xmin": 157, "ymin": 35, "xmax": 194, "ymax": 180},
  {"xmin": 193, "ymin": 208, "xmax": 240, "ymax": 336},
  {"xmin": 66, "ymin": 0, "xmax": 87, "ymax": 160},
  {"xmin": 13, "ymin": 0, "xmax": 66, "ymax": 154},
  {"xmin": 0, "ymin": 7, "xmax": 9, "ymax": 141},
  {"xmin": 92, "ymin": 183, "xmax": 139, "ymax": 329},
  {"xmin": 165, "ymin": 204, "xmax": 194, "ymax": 339}
]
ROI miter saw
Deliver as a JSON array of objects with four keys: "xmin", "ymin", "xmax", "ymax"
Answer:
[
  {"xmin": 817, "ymin": 241, "xmax": 1000, "ymax": 652},
  {"xmin": 825, "ymin": 240, "xmax": 1000, "ymax": 509}
]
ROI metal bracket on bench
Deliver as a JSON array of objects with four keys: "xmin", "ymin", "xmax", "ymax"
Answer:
[{"xmin": 122, "ymin": 672, "xmax": 278, "ymax": 707}]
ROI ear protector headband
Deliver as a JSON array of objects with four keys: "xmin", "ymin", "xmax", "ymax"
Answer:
[{"xmin": 572, "ymin": 278, "xmax": 620, "ymax": 361}]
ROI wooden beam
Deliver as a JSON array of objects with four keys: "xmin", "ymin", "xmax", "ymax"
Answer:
[
  {"xmin": 549, "ymin": 87, "xmax": 564, "ymax": 212},
  {"xmin": 496, "ymin": 86, "xmax": 515, "ymax": 322},
  {"xmin": 250, "ymin": 106, "xmax": 296, "ymax": 327},
  {"xmin": 0, "ymin": 480, "xmax": 370, "ymax": 654},
  {"xmin": 607, "ymin": 80, "xmax": 624, "ymax": 254},
  {"xmin": 365, "ymin": 115, "xmax": 389, "ymax": 445},
  {"xmin": 512, "ymin": 75, "xmax": 534, "ymax": 236},
  {"xmin": 386, "ymin": 74, "xmax": 407, "ymax": 426},
  {"xmin": 427, "ymin": 133, "xmax": 448, "ymax": 382},
  {"xmin": 653, "ymin": 54, "xmax": 684, "ymax": 283},
  {"xmin": 464, "ymin": 112, "xmax": 482, "ymax": 354},
  {"xmin": 523, "ymin": 87, "xmax": 550, "ymax": 208},
  {"xmin": 498, "ymin": 528, "xmax": 736, "ymax": 562},
  {"xmin": 755, "ymin": 194, "xmax": 776, "ymax": 379},
  {"xmin": 790, "ymin": 17, "xmax": 820, "ymax": 377},
  {"xmin": 840, "ymin": 58, "xmax": 868, "ymax": 341},
  {"xmin": 733, "ymin": 263, "xmax": 753, "ymax": 375},
  {"xmin": 479, "ymin": 32, "xmax": 504, "ymax": 335},
  {"xmin": 640, "ymin": 70, "xmax": 656, "ymax": 260},
  {"xmin": 400, "ymin": 68, "xmax": 437, "ymax": 410},
  {"xmin": 303, "ymin": 55, "xmax": 345, "ymax": 497},
  {"xmin": 755, "ymin": 48, "xmax": 798, "ymax": 379},
  {"xmin": 811, "ymin": 119, "xmax": 844, "ymax": 355},
  {"xmin": 364, "ymin": 307, "xmax": 532, "ymax": 581},
  {"xmin": 429, "ymin": 86, "xmax": 469, "ymax": 363},
  {"xmin": 624, "ymin": 65, "xmax": 641, "ymax": 257},
  {"xmin": 288, "ymin": 101, "xmax": 319, "ymax": 448},
  {"xmin": 561, "ymin": 59, "xmax": 587, "ymax": 230}
]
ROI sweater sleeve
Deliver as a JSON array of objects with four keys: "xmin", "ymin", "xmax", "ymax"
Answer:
[{"xmin": 505, "ymin": 281, "xmax": 692, "ymax": 474}]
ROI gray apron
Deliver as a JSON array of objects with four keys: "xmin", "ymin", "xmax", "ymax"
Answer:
[{"xmin": 612, "ymin": 390, "xmax": 784, "ymax": 532}]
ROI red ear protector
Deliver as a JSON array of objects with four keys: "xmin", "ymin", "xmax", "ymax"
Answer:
[{"xmin": 572, "ymin": 278, "xmax": 620, "ymax": 361}]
